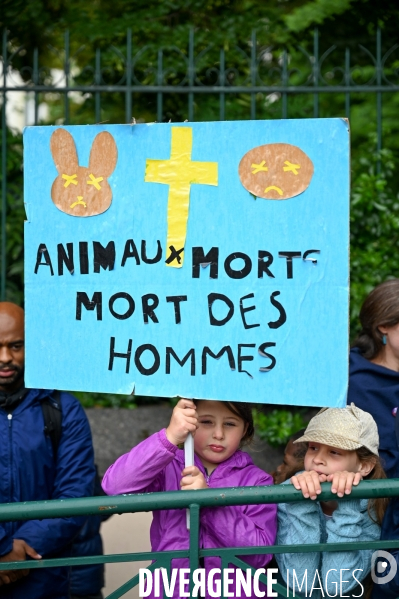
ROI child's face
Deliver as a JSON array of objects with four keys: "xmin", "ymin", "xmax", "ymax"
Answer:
[
  {"xmin": 304, "ymin": 441, "xmax": 362, "ymax": 476},
  {"xmin": 273, "ymin": 440, "xmax": 304, "ymax": 484},
  {"xmin": 194, "ymin": 401, "xmax": 247, "ymax": 474}
]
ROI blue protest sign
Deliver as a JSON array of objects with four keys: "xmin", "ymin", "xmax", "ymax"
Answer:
[{"xmin": 24, "ymin": 118, "xmax": 349, "ymax": 406}]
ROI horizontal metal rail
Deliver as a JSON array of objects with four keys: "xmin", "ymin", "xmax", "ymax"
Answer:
[
  {"xmin": 1, "ymin": 538, "xmax": 399, "ymax": 572},
  {"xmin": 0, "ymin": 479, "xmax": 397, "ymax": 598},
  {"xmin": 0, "ymin": 478, "xmax": 397, "ymax": 521},
  {"xmin": 3, "ymin": 85, "xmax": 399, "ymax": 93}
]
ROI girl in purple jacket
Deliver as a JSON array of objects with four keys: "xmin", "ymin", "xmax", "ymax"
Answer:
[{"xmin": 102, "ymin": 398, "xmax": 277, "ymax": 599}]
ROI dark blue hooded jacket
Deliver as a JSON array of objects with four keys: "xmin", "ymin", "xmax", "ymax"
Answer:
[
  {"xmin": 348, "ymin": 347, "xmax": 399, "ymax": 478},
  {"xmin": 0, "ymin": 388, "xmax": 95, "ymax": 599},
  {"xmin": 370, "ymin": 497, "xmax": 399, "ymax": 599},
  {"xmin": 348, "ymin": 348, "xmax": 399, "ymax": 599},
  {"xmin": 70, "ymin": 468, "xmax": 107, "ymax": 596}
]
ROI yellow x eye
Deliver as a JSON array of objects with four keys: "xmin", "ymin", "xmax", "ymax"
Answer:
[
  {"xmin": 251, "ymin": 161, "xmax": 268, "ymax": 175},
  {"xmin": 62, "ymin": 174, "xmax": 78, "ymax": 187},
  {"xmin": 283, "ymin": 161, "xmax": 301, "ymax": 175},
  {"xmin": 87, "ymin": 173, "xmax": 103, "ymax": 190}
]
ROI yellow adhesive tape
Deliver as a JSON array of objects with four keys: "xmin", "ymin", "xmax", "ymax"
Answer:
[
  {"xmin": 62, "ymin": 174, "xmax": 78, "ymax": 187},
  {"xmin": 145, "ymin": 127, "xmax": 218, "ymax": 267},
  {"xmin": 70, "ymin": 196, "xmax": 87, "ymax": 208},
  {"xmin": 87, "ymin": 173, "xmax": 104, "ymax": 190},
  {"xmin": 283, "ymin": 161, "xmax": 301, "ymax": 175}
]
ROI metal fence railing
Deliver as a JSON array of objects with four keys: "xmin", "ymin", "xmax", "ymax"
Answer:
[
  {"xmin": 0, "ymin": 479, "xmax": 398, "ymax": 598},
  {"xmin": 1, "ymin": 27, "xmax": 399, "ymax": 299}
]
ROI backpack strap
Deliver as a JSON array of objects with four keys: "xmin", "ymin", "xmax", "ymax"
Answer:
[{"xmin": 41, "ymin": 390, "xmax": 62, "ymax": 457}]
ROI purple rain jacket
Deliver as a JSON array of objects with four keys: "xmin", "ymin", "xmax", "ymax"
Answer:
[{"xmin": 102, "ymin": 428, "xmax": 277, "ymax": 599}]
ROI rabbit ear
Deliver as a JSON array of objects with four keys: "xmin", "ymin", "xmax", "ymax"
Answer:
[
  {"xmin": 88, "ymin": 132, "xmax": 118, "ymax": 178},
  {"xmin": 50, "ymin": 128, "xmax": 79, "ymax": 173}
]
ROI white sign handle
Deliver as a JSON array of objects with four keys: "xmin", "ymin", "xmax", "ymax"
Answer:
[{"xmin": 184, "ymin": 433, "xmax": 194, "ymax": 529}]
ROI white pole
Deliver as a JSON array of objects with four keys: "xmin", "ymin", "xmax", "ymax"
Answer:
[{"xmin": 184, "ymin": 433, "xmax": 194, "ymax": 529}]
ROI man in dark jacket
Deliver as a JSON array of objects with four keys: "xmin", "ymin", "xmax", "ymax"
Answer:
[{"xmin": 0, "ymin": 301, "xmax": 95, "ymax": 598}]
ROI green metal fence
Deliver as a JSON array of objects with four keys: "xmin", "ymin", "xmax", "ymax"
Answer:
[
  {"xmin": 1, "ymin": 26, "xmax": 399, "ymax": 299},
  {"xmin": 0, "ymin": 479, "xmax": 398, "ymax": 598},
  {"xmin": 1, "ymin": 26, "xmax": 399, "ymax": 597}
]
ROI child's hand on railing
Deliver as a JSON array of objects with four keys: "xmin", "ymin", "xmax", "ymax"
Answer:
[
  {"xmin": 166, "ymin": 398, "xmax": 198, "ymax": 446},
  {"xmin": 291, "ymin": 470, "xmax": 328, "ymax": 500},
  {"xmin": 291, "ymin": 470, "xmax": 363, "ymax": 500},
  {"xmin": 180, "ymin": 466, "xmax": 208, "ymax": 490},
  {"xmin": 326, "ymin": 471, "xmax": 363, "ymax": 497}
]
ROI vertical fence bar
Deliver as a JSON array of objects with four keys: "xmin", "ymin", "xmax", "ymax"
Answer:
[
  {"xmin": 33, "ymin": 48, "xmax": 39, "ymax": 125},
  {"xmin": 157, "ymin": 49, "xmax": 163, "ymax": 122},
  {"xmin": 219, "ymin": 48, "xmax": 225, "ymax": 121},
  {"xmin": 1, "ymin": 30, "xmax": 7, "ymax": 300},
  {"xmin": 95, "ymin": 48, "xmax": 101, "ymax": 123},
  {"xmin": 189, "ymin": 503, "xmax": 200, "ymax": 597},
  {"xmin": 125, "ymin": 29, "xmax": 132, "ymax": 123},
  {"xmin": 313, "ymin": 28, "xmax": 319, "ymax": 118},
  {"xmin": 282, "ymin": 49, "xmax": 288, "ymax": 119},
  {"xmin": 64, "ymin": 31, "xmax": 70, "ymax": 125},
  {"xmin": 376, "ymin": 26, "xmax": 382, "ymax": 173},
  {"xmin": 250, "ymin": 30, "xmax": 257, "ymax": 120},
  {"xmin": 188, "ymin": 28, "xmax": 194, "ymax": 122},
  {"xmin": 345, "ymin": 47, "xmax": 350, "ymax": 120}
]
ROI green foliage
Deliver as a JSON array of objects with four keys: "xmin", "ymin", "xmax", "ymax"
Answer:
[
  {"xmin": 253, "ymin": 408, "xmax": 308, "ymax": 448},
  {"xmin": 2, "ymin": 0, "xmax": 399, "ymax": 405},
  {"xmin": 285, "ymin": 0, "xmax": 354, "ymax": 33},
  {"xmin": 1, "ymin": 130, "xmax": 24, "ymax": 305},
  {"xmin": 72, "ymin": 391, "xmax": 137, "ymax": 409},
  {"xmin": 70, "ymin": 391, "xmax": 167, "ymax": 408},
  {"xmin": 350, "ymin": 142, "xmax": 399, "ymax": 339}
]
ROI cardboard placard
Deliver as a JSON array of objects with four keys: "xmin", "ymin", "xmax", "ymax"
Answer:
[{"xmin": 24, "ymin": 118, "xmax": 349, "ymax": 406}]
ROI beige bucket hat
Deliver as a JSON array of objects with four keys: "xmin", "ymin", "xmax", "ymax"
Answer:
[{"xmin": 294, "ymin": 403, "xmax": 379, "ymax": 456}]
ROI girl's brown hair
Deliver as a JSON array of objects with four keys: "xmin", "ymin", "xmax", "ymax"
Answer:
[
  {"xmin": 194, "ymin": 400, "xmax": 255, "ymax": 446},
  {"xmin": 356, "ymin": 446, "xmax": 388, "ymax": 525},
  {"xmin": 352, "ymin": 278, "xmax": 399, "ymax": 359}
]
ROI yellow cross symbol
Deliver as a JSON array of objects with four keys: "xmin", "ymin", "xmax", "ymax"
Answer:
[
  {"xmin": 145, "ymin": 127, "xmax": 218, "ymax": 267},
  {"xmin": 251, "ymin": 161, "xmax": 268, "ymax": 174},
  {"xmin": 87, "ymin": 173, "xmax": 104, "ymax": 190},
  {"xmin": 62, "ymin": 174, "xmax": 78, "ymax": 187},
  {"xmin": 283, "ymin": 161, "xmax": 301, "ymax": 175}
]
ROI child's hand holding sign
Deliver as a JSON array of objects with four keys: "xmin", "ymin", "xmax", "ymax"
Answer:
[{"xmin": 166, "ymin": 398, "xmax": 198, "ymax": 446}]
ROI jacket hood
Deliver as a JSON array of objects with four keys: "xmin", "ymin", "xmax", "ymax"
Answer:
[
  {"xmin": 348, "ymin": 347, "xmax": 399, "ymax": 478},
  {"xmin": 350, "ymin": 347, "xmax": 399, "ymax": 381}
]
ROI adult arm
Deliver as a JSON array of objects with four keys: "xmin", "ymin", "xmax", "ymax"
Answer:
[
  {"xmin": 321, "ymin": 498, "xmax": 381, "ymax": 593},
  {"xmin": 102, "ymin": 428, "xmax": 177, "ymax": 495},
  {"xmin": 12, "ymin": 393, "xmax": 95, "ymax": 556},
  {"xmin": 0, "ymin": 527, "xmax": 13, "ymax": 557}
]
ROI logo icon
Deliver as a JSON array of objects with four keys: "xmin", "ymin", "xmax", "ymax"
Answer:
[{"xmin": 371, "ymin": 550, "xmax": 397, "ymax": 584}]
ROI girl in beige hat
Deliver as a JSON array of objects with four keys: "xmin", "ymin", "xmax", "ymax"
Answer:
[{"xmin": 275, "ymin": 403, "xmax": 387, "ymax": 598}]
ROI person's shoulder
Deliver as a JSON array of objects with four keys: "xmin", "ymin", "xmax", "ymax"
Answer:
[
  {"xmin": 349, "ymin": 347, "xmax": 373, "ymax": 374},
  {"xmin": 350, "ymin": 347, "xmax": 399, "ymax": 380},
  {"xmin": 56, "ymin": 391, "xmax": 90, "ymax": 425},
  {"xmin": 58, "ymin": 391, "xmax": 83, "ymax": 408}
]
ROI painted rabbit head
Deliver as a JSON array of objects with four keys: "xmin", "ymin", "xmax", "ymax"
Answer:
[{"xmin": 50, "ymin": 128, "xmax": 118, "ymax": 217}]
